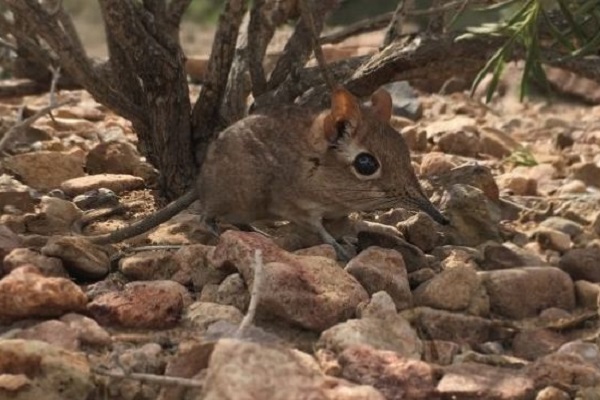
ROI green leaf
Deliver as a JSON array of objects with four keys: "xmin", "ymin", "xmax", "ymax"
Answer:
[
  {"xmin": 557, "ymin": 0, "xmax": 589, "ymax": 42},
  {"xmin": 541, "ymin": 8, "xmax": 576, "ymax": 51}
]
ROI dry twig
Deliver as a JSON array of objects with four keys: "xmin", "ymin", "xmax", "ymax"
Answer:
[
  {"xmin": 93, "ymin": 367, "xmax": 204, "ymax": 388},
  {"xmin": 235, "ymin": 249, "xmax": 264, "ymax": 337}
]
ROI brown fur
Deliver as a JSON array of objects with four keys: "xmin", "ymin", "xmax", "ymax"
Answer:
[{"xmin": 85, "ymin": 86, "xmax": 447, "ymax": 258}]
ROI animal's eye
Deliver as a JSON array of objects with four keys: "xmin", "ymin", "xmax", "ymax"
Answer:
[{"xmin": 353, "ymin": 152, "xmax": 380, "ymax": 176}]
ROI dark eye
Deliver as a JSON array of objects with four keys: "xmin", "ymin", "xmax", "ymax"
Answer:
[{"xmin": 353, "ymin": 152, "xmax": 380, "ymax": 176}]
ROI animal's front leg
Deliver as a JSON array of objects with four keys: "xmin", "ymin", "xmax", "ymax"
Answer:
[{"xmin": 307, "ymin": 219, "xmax": 353, "ymax": 262}]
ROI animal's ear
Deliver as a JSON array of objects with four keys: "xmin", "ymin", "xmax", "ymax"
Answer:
[
  {"xmin": 370, "ymin": 88, "xmax": 392, "ymax": 123},
  {"xmin": 323, "ymin": 85, "xmax": 362, "ymax": 144}
]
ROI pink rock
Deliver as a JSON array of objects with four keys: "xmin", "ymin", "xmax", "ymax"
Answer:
[
  {"xmin": 210, "ymin": 231, "xmax": 368, "ymax": 331},
  {"xmin": 87, "ymin": 280, "xmax": 188, "ymax": 329},
  {"xmin": 338, "ymin": 345, "xmax": 438, "ymax": 400},
  {"xmin": 345, "ymin": 247, "xmax": 411, "ymax": 310},
  {"xmin": 0, "ymin": 266, "xmax": 87, "ymax": 321},
  {"xmin": 438, "ymin": 362, "xmax": 534, "ymax": 400}
]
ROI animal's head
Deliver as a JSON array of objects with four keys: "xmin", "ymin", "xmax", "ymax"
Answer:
[{"xmin": 310, "ymin": 85, "xmax": 448, "ymax": 225}]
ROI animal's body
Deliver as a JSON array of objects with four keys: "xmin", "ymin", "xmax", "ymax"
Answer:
[{"xmin": 85, "ymin": 86, "xmax": 448, "ymax": 258}]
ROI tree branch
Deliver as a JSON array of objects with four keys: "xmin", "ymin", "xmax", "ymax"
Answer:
[
  {"xmin": 191, "ymin": 0, "xmax": 248, "ymax": 166},
  {"xmin": 266, "ymin": 0, "xmax": 339, "ymax": 91}
]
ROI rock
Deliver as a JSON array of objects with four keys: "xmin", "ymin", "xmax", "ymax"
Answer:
[
  {"xmin": 317, "ymin": 315, "xmax": 422, "ymax": 359},
  {"xmin": 345, "ymin": 247, "xmax": 411, "ymax": 310},
  {"xmin": 556, "ymin": 180, "xmax": 586, "ymax": 195},
  {"xmin": 512, "ymin": 329, "xmax": 567, "ymax": 361},
  {"xmin": 382, "ymin": 81, "xmax": 423, "ymax": 120},
  {"xmin": 526, "ymin": 353, "xmax": 600, "ymax": 389},
  {"xmin": 408, "ymin": 268, "xmax": 436, "ymax": 287},
  {"xmin": 419, "ymin": 152, "xmax": 457, "ymax": 176},
  {"xmin": 178, "ymin": 244, "xmax": 231, "ymax": 290},
  {"xmin": 437, "ymin": 130, "xmax": 481, "ymax": 157},
  {"xmin": 293, "ymin": 244, "xmax": 337, "ymax": 259},
  {"xmin": 570, "ymin": 162, "xmax": 600, "ymax": 188},
  {"xmin": 479, "ymin": 127, "xmax": 519, "ymax": 159},
  {"xmin": 424, "ymin": 164, "xmax": 499, "ymax": 202},
  {"xmin": 201, "ymin": 339, "xmax": 385, "ymax": 400},
  {"xmin": 184, "ymin": 301, "xmax": 244, "ymax": 330},
  {"xmin": 60, "ymin": 312, "xmax": 112, "ymax": 347},
  {"xmin": 3, "ymin": 248, "xmax": 67, "ymax": 277},
  {"xmin": 85, "ymin": 141, "xmax": 150, "ymax": 177},
  {"xmin": 479, "ymin": 242, "xmax": 542, "ymax": 270},
  {"xmin": 400, "ymin": 126, "xmax": 428, "ymax": 152},
  {"xmin": 0, "ymin": 266, "xmax": 87, "ymax": 321},
  {"xmin": 396, "ymin": 212, "xmax": 440, "ymax": 252},
  {"xmin": 532, "ymin": 227, "xmax": 572, "ymax": 253},
  {"xmin": 574, "ymin": 280, "xmax": 600, "ymax": 309},
  {"xmin": 559, "ymin": 247, "xmax": 600, "ymax": 282},
  {"xmin": 3, "ymin": 150, "xmax": 85, "ymax": 190},
  {"xmin": 24, "ymin": 196, "xmax": 82, "ymax": 235},
  {"xmin": 87, "ymin": 280, "xmax": 188, "ymax": 329},
  {"xmin": 13, "ymin": 320, "xmax": 80, "ymax": 350},
  {"xmin": 73, "ymin": 188, "xmax": 119, "ymax": 210},
  {"xmin": 60, "ymin": 174, "xmax": 144, "ymax": 197},
  {"xmin": 496, "ymin": 172, "xmax": 538, "ymax": 196},
  {"xmin": 438, "ymin": 362, "xmax": 535, "ymax": 400},
  {"xmin": 357, "ymin": 291, "xmax": 398, "ymax": 319},
  {"xmin": 406, "ymin": 307, "xmax": 492, "ymax": 345},
  {"xmin": 413, "ymin": 266, "xmax": 488, "ymax": 315},
  {"xmin": 540, "ymin": 217, "xmax": 584, "ymax": 238},
  {"xmin": 338, "ymin": 345, "xmax": 438, "ymax": 400},
  {"xmin": 216, "ymin": 273, "xmax": 250, "ymax": 312},
  {"xmin": 479, "ymin": 267, "xmax": 575, "ymax": 319},
  {"xmin": 422, "ymin": 340, "xmax": 461, "ymax": 365},
  {"xmin": 441, "ymin": 184, "xmax": 502, "ymax": 247},
  {"xmin": 210, "ymin": 231, "xmax": 368, "ymax": 331},
  {"xmin": 118, "ymin": 249, "xmax": 178, "ymax": 281},
  {"xmin": 0, "ymin": 339, "xmax": 94, "ymax": 400},
  {"xmin": 357, "ymin": 231, "xmax": 428, "ymax": 272},
  {"xmin": 42, "ymin": 236, "xmax": 110, "ymax": 280},
  {"xmin": 0, "ymin": 174, "xmax": 35, "ymax": 212},
  {"xmin": 535, "ymin": 386, "xmax": 570, "ymax": 400},
  {"xmin": 557, "ymin": 340, "xmax": 600, "ymax": 368},
  {"xmin": 503, "ymin": 242, "xmax": 549, "ymax": 266},
  {"xmin": 0, "ymin": 224, "xmax": 23, "ymax": 263},
  {"xmin": 158, "ymin": 341, "xmax": 214, "ymax": 400}
]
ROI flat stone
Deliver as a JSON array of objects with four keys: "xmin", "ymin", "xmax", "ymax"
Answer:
[
  {"xmin": 438, "ymin": 362, "xmax": 534, "ymax": 400},
  {"xmin": 42, "ymin": 236, "xmax": 110, "ymax": 280},
  {"xmin": 345, "ymin": 246, "xmax": 412, "ymax": 310},
  {"xmin": 317, "ymin": 315, "xmax": 422, "ymax": 359},
  {"xmin": 338, "ymin": 345, "xmax": 438, "ymax": 400},
  {"xmin": 0, "ymin": 339, "xmax": 93, "ymax": 400},
  {"xmin": 60, "ymin": 174, "xmax": 144, "ymax": 196},
  {"xmin": 0, "ymin": 266, "xmax": 87, "ymax": 322},
  {"xmin": 87, "ymin": 280, "xmax": 189, "ymax": 329},
  {"xmin": 479, "ymin": 267, "xmax": 575, "ymax": 319},
  {"xmin": 210, "ymin": 231, "xmax": 368, "ymax": 331}
]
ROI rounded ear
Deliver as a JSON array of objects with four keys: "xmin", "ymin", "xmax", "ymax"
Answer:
[
  {"xmin": 370, "ymin": 88, "xmax": 392, "ymax": 123},
  {"xmin": 323, "ymin": 85, "xmax": 362, "ymax": 144}
]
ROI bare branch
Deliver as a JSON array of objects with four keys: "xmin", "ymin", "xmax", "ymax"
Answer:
[
  {"xmin": 167, "ymin": 0, "xmax": 192, "ymax": 30},
  {"xmin": 267, "ymin": 0, "xmax": 339, "ymax": 91},
  {"xmin": 321, "ymin": 12, "xmax": 393, "ymax": 45},
  {"xmin": 220, "ymin": 12, "xmax": 251, "ymax": 125},
  {"xmin": 93, "ymin": 367, "xmax": 204, "ymax": 388},
  {"xmin": 247, "ymin": 0, "xmax": 296, "ymax": 97},
  {"xmin": 298, "ymin": 0, "xmax": 335, "ymax": 92},
  {"xmin": 191, "ymin": 0, "xmax": 248, "ymax": 165}
]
